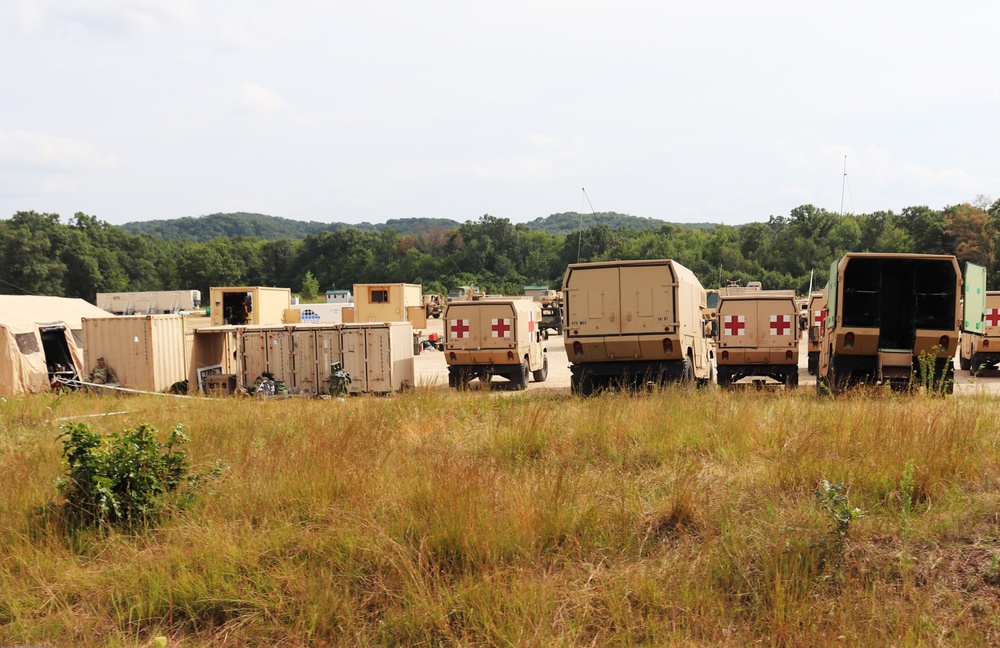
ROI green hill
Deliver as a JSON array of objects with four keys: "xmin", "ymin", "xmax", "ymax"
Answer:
[
  {"xmin": 121, "ymin": 213, "xmax": 462, "ymax": 241},
  {"xmin": 526, "ymin": 212, "xmax": 717, "ymax": 236}
]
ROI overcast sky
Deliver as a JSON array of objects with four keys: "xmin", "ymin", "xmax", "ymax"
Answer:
[{"xmin": 2, "ymin": 1, "xmax": 998, "ymax": 227}]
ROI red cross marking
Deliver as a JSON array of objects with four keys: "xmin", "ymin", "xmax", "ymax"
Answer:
[
  {"xmin": 770, "ymin": 314, "xmax": 791, "ymax": 336},
  {"xmin": 813, "ymin": 309, "xmax": 823, "ymax": 325},
  {"xmin": 528, "ymin": 310, "xmax": 536, "ymax": 332},
  {"xmin": 450, "ymin": 319, "xmax": 470, "ymax": 338},
  {"xmin": 987, "ymin": 308, "xmax": 1000, "ymax": 327},
  {"xmin": 492, "ymin": 318, "xmax": 511, "ymax": 338},
  {"xmin": 724, "ymin": 315, "xmax": 745, "ymax": 336}
]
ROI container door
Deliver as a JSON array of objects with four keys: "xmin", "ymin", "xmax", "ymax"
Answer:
[
  {"xmin": 964, "ymin": 262, "xmax": 987, "ymax": 334},
  {"xmin": 341, "ymin": 327, "xmax": 367, "ymax": 393},
  {"xmin": 266, "ymin": 329, "xmax": 294, "ymax": 384},
  {"xmin": 242, "ymin": 330, "xmax": 268, "ymax": 386},
  {"xmin": 317, "ymin": 329, "xmax": 343, "ymax": 377},
  {"xmin": 366, "ymin": 327, "xmax": 391, "ymax": 393},
  {"xmin": 291, "ymin": 329, "xmax": 318, "ymax": 395}
]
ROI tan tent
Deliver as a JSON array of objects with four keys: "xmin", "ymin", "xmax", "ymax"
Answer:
[{"xmin": 0, "ymin": 296, "xmax": 112, "ymax": 396}]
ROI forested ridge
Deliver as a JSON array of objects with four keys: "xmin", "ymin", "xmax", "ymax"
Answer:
[{"xmin": 1, "ymin": 201, "xmax": 997, "ymax": 303}]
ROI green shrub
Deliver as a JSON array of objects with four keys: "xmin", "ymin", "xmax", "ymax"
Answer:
[{"xmin": 55, "ymin": 422, "xmax": 223, "ymax": 529}]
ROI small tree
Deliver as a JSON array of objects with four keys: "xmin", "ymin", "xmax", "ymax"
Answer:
[{"xmin": 300, "ymin": 271, "xmax": 320, "ymax": 301}]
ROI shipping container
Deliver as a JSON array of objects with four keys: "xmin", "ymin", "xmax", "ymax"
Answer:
[
  {"xmin": 96, "ymin": 290, "xmax": 201, "ymax": 315},
  {"xmin": 82, "ymin": 314, "xmax": 188, "ymax": 392},
  {"xmin": 340, "ymin": 322, "xmax": 414, "ymax": 394},
  {"xmin": 209, "ymin": 286, "xmax": 291, "ymax": 327},
  {"xmin": 188, "ymin": 326, "xmax": 241, "ymax": 393},
  {"xmin": 353, "ymin": 283, "xmax": 426, "ymax": 327}
]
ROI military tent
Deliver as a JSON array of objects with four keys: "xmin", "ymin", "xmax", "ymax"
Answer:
[{"xmin": 0, "ymin": 296, "xmax": 111, "ymax": 396}]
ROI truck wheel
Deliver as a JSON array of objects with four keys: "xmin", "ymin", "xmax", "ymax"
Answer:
[
  {"xmin": 679, "ymin": 357, "xmax": 694, "ymax": 385},
  {"xmin": 531, "ymin": 355, "xmax": 549, "ymax": 382},
  {"xmin": 959, "ymin": 352, "xmax": 970, "ymax": 371},
  {"xmin": 970, "ymin": 353, "xmax": 982, "ymax": 375},
  {"xmin": 511, "ymin": 361, "xmax": 529, "ymax": 390},
  {"xmin": 571, "ymin": 371, "xmax": 594, "ymax": 396},
  {"xmin": 697, "ymin": 365, "xmax": 714, "ymax": 388},
  {"xmin": 786, "ymin": 370, "xmax": 798, "ymax": 388},
  {"xmin": 448, "ymin": 367, "xmax": 464, "ymax": 390}
]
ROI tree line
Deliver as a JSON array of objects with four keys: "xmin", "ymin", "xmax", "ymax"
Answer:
[{"xmin": 2, "ymin": 200, "xmax": 998, "ymax": 303}]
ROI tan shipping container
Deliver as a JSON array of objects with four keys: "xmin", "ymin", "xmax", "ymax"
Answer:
[
  {"xmin": 82, "ymin": 314, "xmax": 188, "ymax": 392},
  {"xmin": 189, "ymin": 326, "xmax": 241, "ymax": 393},
  {"xmin": 354, "ymin": 283, "xmax": 424, "ymax": 325},
  {"xmin": 340, "ymin": 322, "xmax": 414, "ymax": 394},
  {"xmin": 209, "ymin": 286, "xmax": 291, "ymax": 327}
]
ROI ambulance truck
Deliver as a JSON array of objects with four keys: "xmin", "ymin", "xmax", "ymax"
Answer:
[
  {"xmin": 715, "ymin": 293, "xmax": 800, "ymax": 387},
  {"xmin": 443, "ymin": 299, "xmax": 548, "ymax": 389}
]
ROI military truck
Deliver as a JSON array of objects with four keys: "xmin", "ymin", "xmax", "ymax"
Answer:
[
  {"xmin": 423, "ymin": 294, "xmax": 444, "ymax": 319},
  {"xmin": 817, "ymin": 253, "xmax": 961, "ymax": 394},
  {"xmin": 715, "ymin": 293, "xmax": 800, "ymax": 387},
  {"xmin": 447, "ymin": 285, "xmax": 486, "ymax": 302},
  {"xmin": 958, "ymin": 263, "xmax": 998, "ymax": 374},
  {"xmin": 806, "ymin": 290, "xmax": 827, "ymax": 375},
  {"xmin": 562, "ymin": 259, "xmax": 714, "ymax": 394},
  {"xmin": 443, "ymin": 298, "xmax": 548, "ymax": 389},
  {"xmin": 540, "ymin": 304, "xmax": 563, "ymax": 336}
]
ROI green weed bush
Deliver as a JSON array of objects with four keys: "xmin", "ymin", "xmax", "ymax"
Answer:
[{"xmin": 55, "ymin": 422, "xmax": 223, "ymax": 529}]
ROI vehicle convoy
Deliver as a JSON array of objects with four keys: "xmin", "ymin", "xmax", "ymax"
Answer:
[
  {"xmin": 817, "ymin": 253, "xmax": 961, "ymax": 394},
  {"xmin": 958, "ymin": 263, "xmax": 998, "ymax": 374},
  {"xmin": 562, "ymin": 259, "xmax": 714, "ymax": 394},
  {"xmin": 443, "ymin": 298, "xmax": 548, "ymax": 389},
  {"xmin": 806, "ymin": 290, "xmax": 827, "ymax": 375},
  {"xmin": 423, "ymin": 294, "xmax": 444, "ymax": 319},
  {"xmin": 715, "ymin": 293, "xmax": 800, "ymax": 387}
]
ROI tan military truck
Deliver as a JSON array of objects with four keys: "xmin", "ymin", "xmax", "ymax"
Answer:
[
  {"xmin": 958, "ymin": 263, "xmax": 998, "ymax": 374},
  {"xmin": 806, "ymin": 290, "xmax": 827, "ymax": 375},
  {"xmin": 423, "ymin": 293, "xmax": 444, "ymax": 319},
  {"xmin": 715, "ymin": 293, "xmax": 800, "ymax": 387},
  {"xmin": 443, "ymin": 298, "xmax": 548, "ymax": 389},
  {"xmin": 817, "ymin": 253, "xmax": 961, "ymax": 394},
  {"xmin": 562, "ymin": 259, "xmax": 714, "ymax": 394}
]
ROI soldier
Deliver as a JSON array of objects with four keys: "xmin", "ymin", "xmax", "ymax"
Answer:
[
  {"xmin": 328, "ymin": 362, "xmax": 351, "ymax": 396},
  {"xmin": 89, "ymin": 357, "xmax": 119, "ymax": 385}
]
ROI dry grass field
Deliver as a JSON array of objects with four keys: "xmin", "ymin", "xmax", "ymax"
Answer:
[{"xmin": 3, "ymin": 386, "xmax": 1000, "ymax": 646}]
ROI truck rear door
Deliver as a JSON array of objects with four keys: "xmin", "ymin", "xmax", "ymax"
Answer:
[
  {"xmin": 565, "ymin": 266, "xmax": 621, "ymax": 336},
  {"xmin": 719, "ymin": 300, "xmax": 756, "ymax": 348},
  {"xmin": 620, "ymin": 264, "xmax": 674, "ymax": 335},
  {"xmin": 759, "ymin": 299, "xmax": 797, "ymax": 348},
  {"xmin": 963, "ymin": 262, "xmax": 987, "ymax": 334}
]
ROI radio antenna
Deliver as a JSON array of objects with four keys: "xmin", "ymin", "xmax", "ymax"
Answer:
[{"xmin": 578, "ymin": 188, "xmax": 599, "ymax": 263}]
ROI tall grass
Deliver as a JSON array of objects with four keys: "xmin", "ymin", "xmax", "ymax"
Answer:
[{"xmin": 2, "ymin": 387, "xmax": 1000, "ymax": 645}]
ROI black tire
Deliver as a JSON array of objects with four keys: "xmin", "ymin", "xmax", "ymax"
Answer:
[
  {"xmin": 787, "ymin": 369, "xmax": 799, "ymax": 388},
  {"xmin": 717, "ymin": 366, "xmax": 731, "ymax": 388},
  {"xmin": 571, "ymin": 371, "xmax": 594, "ymax": 396},
  {"xmin": 807, "ymin": 352, "xmax": 818, "ymax": 375},
  {"xmin": 959, "ymin": 352, "xmax": 971, "ymax": 371},
  {"xmin": 448, "ymin": 367, "xmax": 466, "ymax": 390},
  {"xmin": 680, "ymin": 357, "xmax": 694, "ymax": 385},
  {"xmin": 511, "ymin": 360, "xmax": 529, "ymax": 390},
  {"xmin": 697, "ymin": 364, "xmax": 714, "ymax": 388},
  {"xmin": 531, "ymin": 354, "xmax": 549, "ymax": 382}
]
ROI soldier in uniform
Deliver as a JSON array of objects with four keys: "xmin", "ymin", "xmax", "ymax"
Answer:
[{"xmin": 89, "ymin": 356, "xmax": 119, "ymax": 385}]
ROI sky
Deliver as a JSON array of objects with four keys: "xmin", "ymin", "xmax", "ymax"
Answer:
[{"xmin": 1, "ymin": 1, "xmax": 999, "ymax": 227}]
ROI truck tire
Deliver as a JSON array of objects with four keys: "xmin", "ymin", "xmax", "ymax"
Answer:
[
  {"xmin": 448, "ymin": 367, "xmax": 468, "ymax": 390},
  {"xmin": 697, "ymin": 365, "xmax": 714, "ymax": 388},
  {"xmin": 716, "ymin": 366, "xmax": 730, "ymax": 388},
  {"xmin": 571, "ymin": 371, "xmax": 594, "ymax": 396},
  {"xmin": 959, "ymin": 352, "xmax": 971, "ymax": 371},
  {"xmin": 680, "ymin": 357, "xmax": 694, "ymax": 385},
  {"xmin": 971, "ymin": 353, "xmax": 983, "ymax": 375},
  {"xmin": 786, "ymin": 369, "xmax": 798, "ymax": 388},
  {"xmin": 511, "ymin": 360, "xmax": 529, "ymax": 390},
  {"xmin": 531, "ymin": 355, "xmax": 549, "ymax": 383}
]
